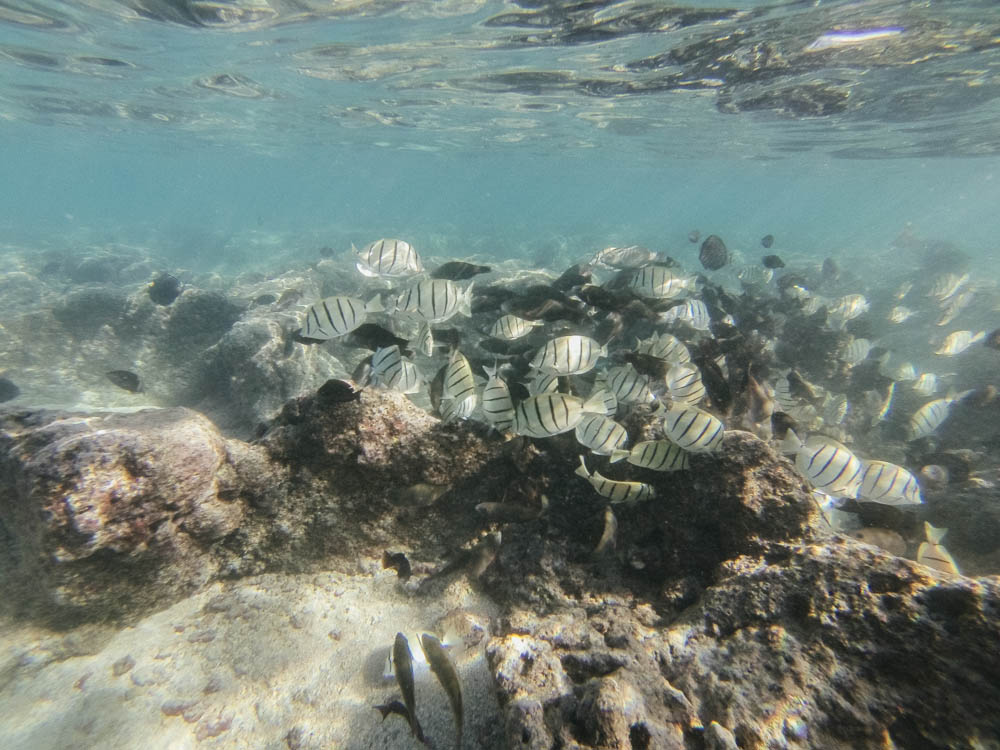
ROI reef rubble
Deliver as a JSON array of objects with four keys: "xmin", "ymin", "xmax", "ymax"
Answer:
[{"xmin": 1, "ymin": 390, "xmax": 999, "ymax": 748}]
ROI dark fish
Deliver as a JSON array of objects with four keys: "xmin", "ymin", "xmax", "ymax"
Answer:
[
  {"xmin": 431, "ymin": 261, "xmax": 491, "ymax": 281},
  {"xmin": 771, "ymin": 411, "xmax": 798, "ymax": 439},
  {"xmin": 251, "ymin": 293, "xmax": 277, "ymax": 306},
  {"xmin": 762, "ymin": 254, "xmax": 785, "ymax": 269},
  {"xmin": 319, "ymin": 245, "xmax": 335, "ymax": 258},
  {"xmin": 746, "ymin": 372, "xmax": 774, "ymax": 424},
  {"xmin": 0, "ymin": 376, "xmax": 20, "ymax": 402},
  {"xmin": 574, "ymin": 285, "xmax": 631, "ymax": 311},
  {"xmin": 290, "ymin": 330, "xmax": 328, "ymax": 346},
  {"xmin": 786, "ymin": 369, "xmax": 821, "ymax": 405},
  {"xmin": 623, "ymin": 351, "xmax": 671, "ymax": 380},
  {"xmin": 688, "ymin": 230, "xmax": 701, "ymax": 243},
  {"xmin": 551, "ymin": 263, "xmax": 592, "ymax": 292},
  {"xmin": 343, "ymin": 323, "xmax": 410, "ymax": 354},
  {"xmin": 761, "ymin": 234, "xmax": 775, "ymax": 249},
  {"xmin": 693, "ymin": 355, "xmax": 731, "ymax": 413},
  {"xmin": 475, "ymin": 502, "xmax": 542, "ymax": 523},
  {"xmin": 147, "ymin": 273, "xmax": 181, "ymax": 306},
  {"xmin": 431, "ymin": 327, "xmax": 463, "ymax": 350},
  {"xmin": 106, "ymin": 370, "xmax": 141, "ymax": 393},
  {"xmin": 392, "ymin": 633, "xmax": 425, "ymax": 743},
  {"xmin": 821, "ymin": 257, "xmax": 839, "ymax": 281},
  {"xmin": 373, "ymin": 700, "xmax": 410, "ymax": 723},
  {"xmin": 419, "ymin": 633, "xmax": 463, "ymax": 748},
  {"xmin": 985, "ymin": 328, "xmax": 1000, "ymax": 350},
  {"xmin": 317, "ymin": 378, "xmax": 361, "ymax": 404},
  {"xmin": 699, "ymin": 235, "xmax": 729, "ymax": 271},
  {"xmin": 468, "ymin": 532, "xmax": 501, "ymax": 578},
  {"xmin": 382, "ymin": 551, "xmax": 412, "ymax": 581}
]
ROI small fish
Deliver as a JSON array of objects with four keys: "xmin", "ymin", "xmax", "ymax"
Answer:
[
  {"xmin": 907, "ymin": 393, "xmax": 972, "ymax": 440},
  {"xmin": 688, "ymin": 230, "xmax": 701, "ymax": 243},
  {"xmin": 747, "ymin": 372, "xmax": 775, "ymax": 425},
  {"xmin": 737, "ymin": 265, "xmax": 773, "ymax": 286},
  {"xmin": 370, "ymin": 346, "xmax": 421, "ymax": 394},
  {"xmin": 414, "ymin": 321, "xmax": 434, "ymax": 357},
  {"xmin": 635, "ymin": 332, "xmax": 691, "ymax": 363},
  {"xmin": 442, "ymin": 349, "xmax": 476, "ymax": 403},
  {"xmin": 826, "ymin": 294, "xmax": 869, "ymax": 329},
  {"xmin": 147, "ymin": 273, "xmax": 182, "ymax": 306},
  {"xmin": 761, "ymin": 234, "xmax": 775, "ymax": 249},
  {"xmin": 106, "ymin": 370, "xmax": 142, "ymax": 393},
  {"xmin": 574, "ymin": 413, "xmax": 629, "ymax": 455},
  {"xmin": 526, "ymin": 371, "xmax": 560, "ymax": 396},
  {"xmin": 481, "ymin": 362, "xmax": 515, "ymax": 432},
  {"xmin": 512, "ymin": 390, "xmax": 608, "ymax": 438},
  {"xmin": 302, "ymin": 294, "xmax": 384, "ymax": 340},
  {"xmin": 840, "ymin": 338, "xmax": 871, "ymax": 366},
  {"xmin": 629, "ymin": 265, "xmax": 696, "ymax": 299},
  {"xmin": 316, "ymin": 378, "xmax": 362, "ymax": 404},
  {"xmin": 382, "ymin": 551, "xmax": 412, "ymax": 581},
  {"xmin": 575, "ymin": 455, "xmax": 655, "ymax": 504},
  {"xmin": 664, "ymin": 362, "xmax": 705, "ymax": 406},
  {"xmin": 489, "ymin": 314, "xmax": 541, "ymax": 341},
  {"xmin": 392, "ymin": 633, "xmax": 426, "ymax": 743},
  {"xmin": 873, "ymin": 382, "xmax": 895, "ymax": 423},
  {"xmin": 592, "ymin": 245, "xmax": 657, "ymax": 269},
  {"xmin": 984, "ymin": 328, "xmax": 1000, "ymax": 350},
  {"xmin": 396, "ymin": 280, "xmax": 474, "ymax": 323},
  {"xmin": 440, "ymin": 394, "xmax": 477, "ymax": 423},
  {"xmin": 699, "ymin": 235, "xmax": 729, "ymax": 271},
  {"xmin": 805, "ymin": 27, "xmax": 903, "ymax": 51},
  {"xmin": 821, "ymin": 258, "xmax": 839, "ymax": 280},
  {"xmin": 910, "ymin": 373, "xmax": 938, "ymax": 397},
  {"xmin": 660, "ymin": 404, "xmax": 725, "ymax": 453},
  {"xmin": 467, "ymin": 531, "xmax": 501, "ymax": 578},
  {"xmin": 251, "ymin": 293, "xmax": 277, "ymax": 307},
  {"xmin": 928, "ymin": 272, "xmax": 969, "ymax": 302},
  {"xmin": 659, "ymin": 299, "xmax": 711, "ymax": 331},
  {"xmin": 610, "ymin": 439, "xmax": 689, "ymax": 471},
  {"xmin": 419, "ymin": 634, "xmax": 463, "ymax": 748},
  {"xmin": 593, "ymin": 505, "xmax": 618, "ymax": 556},
  {"xmin": 605, "ymin": 364, "xmax": 655, "ymax": 405},
  {"xmin": 343, "ymin": 323, "xmax": 410, "ymax": 353},
  {"xmin": 0, "ymin": 376, "xmax": 21, "ymax": 402},
  {"xmin": 858, "ymin": 460, "xmax": 922, "ymax": 506},
  {"xmin": 783, "ymin": 430, "xmax": 862, "ymax": 498},
  {"xmin": 431, "ymin": 260, "xmax": 491, "ymax": 280},
  {"xmin": 530, "ymin": 335, "xmax": 607, "ymax": 375},
  {"xmin": 888, "ymin": 306, "xmax": 914, "ymax": 324},
  {"xmin": 762, "ymin": 254, "xmax": 785, "ymax": 269},
  {"xmin": 935, "ymin": 330, "xmax": 985, "ymax": 356},
  {"xmin": 916, "ymin": 522, "xmax": 960, "ymax": 576},
  {"xmin": 373, "ymin": 700, "xmax": 412, "ymax": 724},
  {"xmin": 852, "ymin": 528, "xmax": 907, "ymax": 556},
  {"xmin": 356, "ymin": 238, "xmax": 423, "ymax": 278},
  {"xmin": 935, "ymin": 289, "xmax": 973, "ymax": 327},
  {"xmin": 894, "ymin": 281, "xmax": 913, "ymax": 300}
]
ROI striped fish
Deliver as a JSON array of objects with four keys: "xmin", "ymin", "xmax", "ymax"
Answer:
[
  {"xmin": 873, "ymin": 382, "xmax": 895, "ymax": 423},
  {"xmin": 574, "ymin": 414, "xmax": 629, "ymax": 456},
  {"xmin": 660, "ymin": 404, "xmax": 724, "ymax": 453},
  {"xmin": 629, "ymin": 266, "xmax": 695, "ymax": 300},
  {"xmin": 512, "ymin": 390, "xmax": 608, "ymax": 438},
  {"xmin": 916, "ymin": 522, "xmax": 960, "ymax": 575},
  {"xmin": 490, "ymin": 314, "xmax": 541, "ymax": 341},
  {"xmin": 396, "ymin": 280, "xmax": 473, "ymax": 323},
  {"xmin": 440, "ymin": 394, "xmax": 477, "ymax": 423},
  {"xmin": 481, "ymin": 363, "xmax": 514, "ymax": 432},
  {"xmin": 935, "ymin": 330, "xmax": 985, "ymax": 356},
  {"xmin": 530, "ymin": 335, "xmax": 607, "ymax": 375},
  {"xmin": 526, "ymin": 372, "xmax": 560, "ymax": 396},
  {"xmin": 659, "ymin": 299, "xmax": 711, "ymax": 331},
  {"xmin": 935, "ymin": 289, "xmax": 973, "ymax": 327},
  {"xmin": 635, "ymin": 332, "xmax": 690, "ymax": 363},
  {"xmin": 826, "ymin": 294, "xmax": 869, "ymax": 329},
  {"xmin": 840, "ymin": 338, "xmax": 871, "ymax": 366},
  {"xmin": 888, "ymin": 306, "xmax": 914, "ymax": 324},
  {"xmin": 575, "ymin": 456, "xmax": 655, "ymax": 504},
  {"xmin": 610, "ymin": 440, "xmax": 689, "ymax": 472},
  {"xmin": 908, "ymin": 393, "xmax": 973, "ymax": 440},
  {"xmin": 788, "ymin": 432, "xmax": 863, "ymax": 498},
  {"xmin": 910, "ymin": 373, "xmax": 938, "ymax": 397},
  {"xmin": 591, "ymin": 375, "xmax": 620, "ymax": 416},
  {"xmin": 605, "ymin": 364, "xmax": 655, "ymax": 404},
  {"xmin": 664, "ymin": 363, "xmax": 705, "ymax": 406},
  {"xmin": 928, "ymin": 272, "xmax": 969, "ymax": 302},
  {"xmin": 302, "ymin": 294, "xmax": 384, "ymax": 340},
  {"xmin": 370, "ymin": 345, "xmax": 422, "ymax": 394},
  {"xmin": 355, "ymin": 238, "xmax": 423, "ymax": 278},
  {"xmin": 414, "ymin": 321, "xmax": 434, "ymax": 357},
  {"xmin": 442, "ymin": 349, "xmax": 476, "ymax": 403},
  {"xmin": 858, "ymin": 460, "xmax": 922, "ymax": 506},
  {"xmin": 736, "ymin": 265, "xmax": 773, "ymax": 286},
  {"xmin": 822, "ymin": 393, "xmax": 848, "ymax": 426}
]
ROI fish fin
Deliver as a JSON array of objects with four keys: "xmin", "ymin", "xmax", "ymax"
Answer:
[
  {"xmin": 779, "ymin": 429, "xmax": 803, "ymax": 454},
  {"xmin": 365, "ymin": 294, "xmax": 384, "ymax": 313},
  {"xmin": 582, "ymin": 389, "xmax": 609, "ymax": 414},
  {"xmin": 599, "ymin": 343, "xmax": 608, "ymax": 358},
  {"xmin": 356, "ymin": 262, "xmax": 378, "ymax": 278},
  {"xmin": 458, "ymin": 282, "xmax": 474, "ymax": 317},
  {"xmin": 609, "ymin": 449, "xmax": 629, "ymax": 464},
  {"xmin": 924, "ymin": 521, "xmax": 948, "ymax": 544},
  {"xmin": 575, "ymin": 455, "xmax": 591, "ymax": 479},
  {"xmin": 482, "ymin": 361, "xmax": 497, "ymax": 379}
]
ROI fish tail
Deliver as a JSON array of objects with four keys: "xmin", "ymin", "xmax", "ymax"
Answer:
[
  {"xmin": 365, "ymin": 294, "xmax": 384, "ymax": 313},
  {"xmin": 458, "ymin": 282, "xmax": 474, "ymax": 317},
  {"xmin": 779, "ymin": 429, "xmax": 803, "ymax": 454},
  {"xmin": 575, "ymin": 455, "xmax": 591, "ymax": 479},
  {"xmin": 356, "ymin": 262, "xmax": 378, "ymax": 278},
  {"xmin": 609, "ymin": 449, "xmax": 629, "ymax": 464},
  {"xmin": 582, "ymin": 389, "xmax": 609, "ymax": 414}
]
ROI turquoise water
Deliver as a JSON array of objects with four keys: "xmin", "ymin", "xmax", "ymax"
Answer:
[{"xmin": 1, "ymin": 0, "xmax": 998, "ymax": 267}]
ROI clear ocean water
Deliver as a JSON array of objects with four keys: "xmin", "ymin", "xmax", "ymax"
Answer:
[{"xmin": 1, "ymin": 0, "xmax": 998, "ymax": 269}]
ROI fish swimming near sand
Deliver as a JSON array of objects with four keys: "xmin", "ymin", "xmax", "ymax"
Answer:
[
  {"xmin": 699, "ymin": 235, "xmax": 729, "ymax": 271},
  {"xmin": 762, "ymin": 254, "xmax": 784, "ymax": 269},
  {"xmin": 356, "ymin": 238, "xmax": 423, "ymax": 278},
  {"xmin": 431, "ymin": 260, "xmax": 491, "ymax": 280},
  {"xmin": 392, "ymin": 633, "xmax": 426, "ymax": 743},
  {"xmin": 106, "ymin": 369, "xmax": 142, "ymax": 393},
  {"xmin": 916, "ymin": 522, "xmax": 960, "ymax": 576},
  {"xmin": 805, "ymin": 26, "xmax": 903, "ymax": 51},
  {"xmin": 575, "ymin": 456, "xmax": 655, "ymax": 504},
  {"xmin": 147, "ymin": 272, "xmax": 182, "ymax": 306},
  {"xmin": 592, "ymin": 244, "xmax": 657, "ymax": 269},
  {"xmin": 419, "ymin": 633, "xmax": 463, "ymax": 749}
]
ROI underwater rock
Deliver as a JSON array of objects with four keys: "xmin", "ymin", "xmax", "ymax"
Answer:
[{"xmin": 0, "ymin": 407, "xmax": 255, "ymax": 624}]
